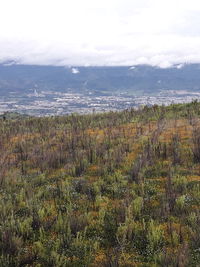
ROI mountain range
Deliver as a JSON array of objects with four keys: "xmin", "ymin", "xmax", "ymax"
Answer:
[
  {"xmin": 1, "ymin": 63, "xmax": 200, "ymax": 115},
  {"xmin": 1, "ymin": 63, "xmax": 200, "ymax": 95}
]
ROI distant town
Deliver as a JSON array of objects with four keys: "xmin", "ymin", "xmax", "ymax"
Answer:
[
  {"xmin": 1, "ymin": 64, "xmax": 200, "ymax": 116},
  {"xmin": 0, "ymin": 88, "xmax": 200, "ymax": 116}
]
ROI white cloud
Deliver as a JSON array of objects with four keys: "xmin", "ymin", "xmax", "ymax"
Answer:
[
  {"xmin": 71, "ymin": 67, "xmax": 80, "ymax": 74},
  {"xmin": 0, "ymin": 0, "xmax": 200, "ymax": 67}
]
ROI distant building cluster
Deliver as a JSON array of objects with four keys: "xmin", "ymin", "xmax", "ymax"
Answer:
[{"xmin": 0, "ymin": 89, "xmax": 200, "ymax": 116}]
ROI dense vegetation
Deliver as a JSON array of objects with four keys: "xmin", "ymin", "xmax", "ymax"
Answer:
[{"xmin": 1, "ymin": 102, "xmax": 200, "ymax": 266}]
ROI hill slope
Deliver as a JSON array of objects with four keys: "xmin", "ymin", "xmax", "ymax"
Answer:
[{"xmin": 0, "ymin": 102, "xmax": 200, "ymax": 266}]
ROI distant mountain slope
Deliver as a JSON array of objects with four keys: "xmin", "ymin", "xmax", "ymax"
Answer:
[{"xmin": 1, "ymin": 64, "xmax": 200, "ymax": 95}]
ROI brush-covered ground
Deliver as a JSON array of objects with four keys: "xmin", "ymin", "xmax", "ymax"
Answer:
[{"xmin": 1, "ymin": 102, "xmax": 200, "ymax": 266}]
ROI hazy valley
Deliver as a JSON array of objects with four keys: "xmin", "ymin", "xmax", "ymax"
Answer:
[{"xmin": 1, "ymin": 64, "xmax": 200, "ymax": 115}]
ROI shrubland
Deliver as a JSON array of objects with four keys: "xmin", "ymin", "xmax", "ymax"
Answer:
[{"xmin": 0, "ymin": 101, "xmax": 200, "ymax": 266}]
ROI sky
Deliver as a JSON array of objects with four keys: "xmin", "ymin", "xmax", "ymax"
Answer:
[{"xmin": 0, "ymin": 0, "xmax": 200, "ymax": 67}]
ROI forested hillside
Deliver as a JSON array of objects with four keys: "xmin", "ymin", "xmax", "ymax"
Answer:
[{"xmin": 1, "ymin": 102, "xmax": 200, "ymax": 266}]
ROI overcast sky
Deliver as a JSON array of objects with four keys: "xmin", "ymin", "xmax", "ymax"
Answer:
[{"xmin": 0, "ymin": 0, "xmax": 200, "ymax": 67}]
